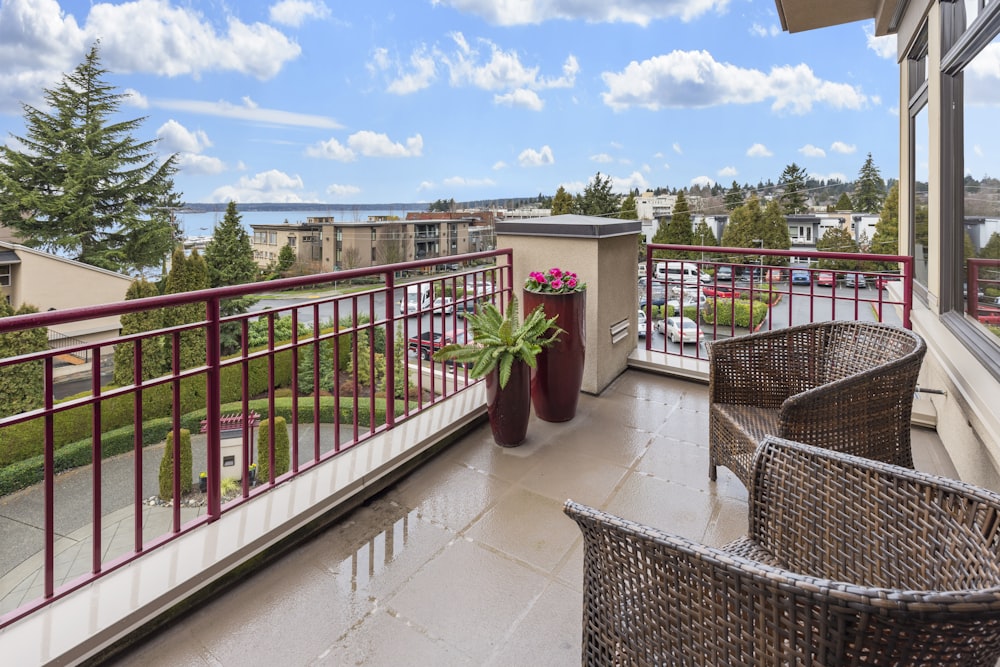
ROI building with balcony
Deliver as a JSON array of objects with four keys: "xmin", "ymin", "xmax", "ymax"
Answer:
[{"xmin": 249, "ymin": 216, "xmax": 476, "ymax": 272}]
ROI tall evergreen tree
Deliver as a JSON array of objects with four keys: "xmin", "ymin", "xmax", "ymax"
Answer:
[
  {"xmin": 551, "ymin": 186, "xmax": 574, "ymax": 215},
  {"xmin": 113, "ymin": 279, "xmax": 164, "ymax": 386},
  {"xmin": 0, "ymin": 302, "xmax": 48, "ymax": 418},
  {"xmin": 720, "ymin": 196, "xmax": 770, "ymax": 266},
  {"xmin": 656, "ymin": 191, "xmax": 694, "ymax": 259},
  {"xmin": 761, "ymin": 199, "xmax": 792, "ymax": 263},
  {"xmin": 579, "ymin": 172, "xmax": 618, "ymax": 217},
  {"xmin": 204, "ymin": 201, "xmax": 258, "ymax": 354},
  {"xmin": 162, "ymin": 248, "xmax": 210, "ymax": 371},
  {"xmin": 0, "ymin": 44, "xmax": 178, "ymax": 273},
  {"xmin": 778, "ymin": 163, "xmax": 809, "ymax": 214},
  {"xmin": 723, "ymin": 181, "xmax": 744, "ymax": 211},
  {"xmin": 853, "ymin": 153, "xmax": 885, "ymax": 213}
]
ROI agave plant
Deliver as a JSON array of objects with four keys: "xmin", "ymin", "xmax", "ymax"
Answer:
[{"xmin": 432, "ymin": 295, "xmax": 562, "ymax": 388}]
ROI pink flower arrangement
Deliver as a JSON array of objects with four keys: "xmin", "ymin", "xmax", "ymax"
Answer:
[{"xmin": 524, "ymin": 267, "xmax": 586, "ymax": 294}]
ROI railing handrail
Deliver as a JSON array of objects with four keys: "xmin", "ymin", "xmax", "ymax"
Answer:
[{"xmin": 0, "ymin": 249, "xmax": 508, "ymax": 336}]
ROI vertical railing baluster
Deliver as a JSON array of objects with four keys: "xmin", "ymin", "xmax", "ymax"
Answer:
[
  {"xmin": 205, "ymin": 297, "xmax": 222, "ymax": 519},
  {"xmin": 91, "ymin": 343, "xmax": 103, "ymax": 572},
  {"xmin": 43, "ymin": 356, "xmax": 54, "ymax": 599}
]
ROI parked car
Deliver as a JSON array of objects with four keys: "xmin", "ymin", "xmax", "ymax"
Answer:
[
  {"xmin": 655, "ymin": 316, "xmax": 704, "ymax": 345},
  {"xmin": 791, "ymin": 269, "xmax": 811, "ymax": 285},
  {"xmin": 637, "ymin": 309, "xmax": 647, "ymax": 338},
  {"xmin": 638, "ymin": 278, "xmax": 667, "ymax": 307},
  {"xmin": 432, "ymin": 296, "xmax": 454, "ymax": 313},
  {"xmin": 715, "ymin": 265, "xmax": 733, "ymax": 282},
  {"xmin": 407, "ymin": 330, "xmax": 446, "ymax": 359},
  {"xmin": 817, "ymin": 271, "xmax": 835, "ymax": 287},
  {"xmin": 666, "ymin": 294, "xmax": 706, "ymax": 316},
  {"xmin": 702, "ymin": 285, "xmax": 743, "ymax": 299},
  {"xmin": 843, "ymin": 273, "xmax": 868, "ymax": 289}
]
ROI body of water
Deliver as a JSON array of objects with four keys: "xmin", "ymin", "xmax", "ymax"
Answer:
[{"xmin": 176, "ymin": 208, "xmax": 426, "ymax": 239}]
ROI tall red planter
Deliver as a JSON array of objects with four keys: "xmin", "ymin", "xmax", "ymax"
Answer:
[
  {"xmin": 485, "ymin": 360, "xmax": 531, "ymax": 447},
  {"xmin": 523, "ymin": 289, "xmax": 586, "ymax": 422}
]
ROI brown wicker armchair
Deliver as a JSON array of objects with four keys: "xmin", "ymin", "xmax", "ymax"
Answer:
[
  {"xmin": 708, "ymin": 320, "xmax": 926, "ymax": 488},
  {"xmin": 565, "ymin": 436, "xmax": 1000, "ymax": 666}
]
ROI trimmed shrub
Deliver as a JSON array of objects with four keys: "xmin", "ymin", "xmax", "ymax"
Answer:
[
  {"xmin": 158, "ymin": 429, "xmax": 193, "ymax": 500},
  {"xmin": 256, "ymin": 417, "xmax": 290, "ymax": 483}
]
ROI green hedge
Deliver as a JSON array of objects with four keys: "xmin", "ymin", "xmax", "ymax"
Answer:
[
  {"xmin": 0, "ymin": 344, "xmax": 294, "ymax": 468},
  {"xmin": 701, "ymin": 299, "xmax": 770, "ymax": 329},
  {"xmin": 0, "ymin": 395, "xmax": 409, "ymax": 496}
]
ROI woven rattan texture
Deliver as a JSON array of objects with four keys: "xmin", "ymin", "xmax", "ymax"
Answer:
[
  {"xmin": 564, "ymin": 437, "xmax": 1000, "ymax": 666},
  {"xmin": 707, "ymin": 320, "xmax": 926, "ymax": 488}
]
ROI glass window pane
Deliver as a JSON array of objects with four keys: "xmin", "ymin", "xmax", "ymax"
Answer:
[{"xmin": 914, "ymin": 105, "xmax": 930, "ymax": 288}]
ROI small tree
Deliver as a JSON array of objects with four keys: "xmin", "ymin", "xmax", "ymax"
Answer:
[
  {"xmin": 161, "ymin": 248, "xmax": 210, "ymax": 371},
  {"xmin": 113, "ymin": 278, "xmax": 163, "ymax": 386},
  {"xmin": 551, "ymin": 185, "xmax": 575, "ymax": 215},
  {"xmin": 276, "ymin": 244, "xmax": 296, "ymax": 275},
  {"xmin": 158, "ymin": 429, "xmax": 193, "ymax": 500},
  {"xmin": 870, "ymin": 182, "xmax": 900, "ymax": 269},
  {"xmin": 619, "ymin": 192, "xmax": 638, "ymax": 220},
  {"xmin": 834, "ymin": 192, "xmax": 853, "ymax": 211},
  {"xmin": 658, "ymin": 191, "xmax": 694, "ymax": 259},
  {"xmin": 816, "ymin": 227, "xmax": 860, "ymax": 271},
  {"xmin": 257, "ymin": 417, "xmax": 290, "ymax": 482}
]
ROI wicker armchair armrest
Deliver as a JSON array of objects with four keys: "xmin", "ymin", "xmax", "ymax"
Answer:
[
  {"xmin": 564, "ymin": 499, "xmax": 809, "ymax": 663},
  {"xmin": 748, "ymin": 437, "xmax": 1000, "ymax": 590}
]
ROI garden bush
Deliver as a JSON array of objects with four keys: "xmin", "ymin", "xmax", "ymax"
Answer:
[
  {"xmin": 256, "ymin": 417, "xmax": 290, "ymax": 483},
  {"xmin": 158, "ymin": 429, "xmax": 192, "ymax": 500}
]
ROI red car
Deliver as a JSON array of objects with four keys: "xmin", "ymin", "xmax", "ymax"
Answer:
[
  {"xmin": 817, "ymin": 271, "xmax": 835, "ymax": 287},
  {"xmin": 702, "ymin": 285, "xmax": 742, "ymax": 299}
]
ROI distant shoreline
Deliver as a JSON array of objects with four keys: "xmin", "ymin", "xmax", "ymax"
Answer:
[{"xmin": 182, "ymin": 202, "xmax": 429, "ymax": 214}]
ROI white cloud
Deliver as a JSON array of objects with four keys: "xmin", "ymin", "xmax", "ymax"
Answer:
[
  {"xmin": 750, "ymin": 23, "xmax": 779, "ymax": 37},
  {"xmin": 672, "ymin": 143, "xmax": 683, "ymax": 154},
  {"xmin": 830, "ymin": 141, "xmax": 856, "ymax": 154},
  {"xmin": 864, "ymin": 24, "xmax": 896, "ymax": 59},
  {"xmin": 746, "ymin": 143, "xmax": 772, "ymax": 157},
  {"xmin": 442, "ymin": 176, "xmax": 496, "ymax": 187},
  {"xmin": 156, "ymin": 120, "xmax": 212, "ymax": 153},
  {"xmin": 348, "ymin": 131, "xmax": 424, "ymax": 158},
  {"xmin": 518, "ymin": 145, "xmax": 555, "ymax": 167},
  {"xmin": 89, "ymin": 0, "xmax": 301, "ymax": 80},
  {"xmin": 210, "ymin": 169, "xmax": 308, "ymax": 203},
  {"xmin": 176, "ymin": 153, "xmax": 226, "ymax": 175},
  {"xmin": 691, "ymin": 175, "xmax": 715, "ymax": 188},
  {"xmin": 374, "ymin": 46, "xmax": 438, "ymax": 95},
  {"xmin": 326, "ymin": 183, "xmax": 362, "ymax": 197},
  {"xmin": 156, "ymin": 98, "xmax": 342, "ymax": 128},
  {"xmin": 642, "ymin": 163, "xmax": 651, "ymax": 173},
  {"xmin": 966, "ymin": 43, "xmax": 1000, "ymax": 104},
  {"xmin": 417, "ymin": 180, "xmax": 436, "ymax": 191},
  {"xmin": 601, "ymin": 50, "xmax": 869, "ymax": 114},
  {"xmin": 124, "ymin": 88, "xmax": 149, "ymax": 108},
  {"xmin": 494, "ymin": 89, "xmax": 544, "ymax": 110},
  {"xmin": 443, "ymin": 33, "xmax": 578, "ymax": 92},
  {"xmin": 492, "ymin": 160, "xmax": 508, "ymax": 170},
  {"xmin": 974, "ymin": 145, "xmax": 984, "ymax": 157},
  {"xmin": 590, "ymin": 153, "xmax": 615, "ymax": 163},
  {"xmin": 559, "ymin": 180, "xmax": 588, "ymax": 194},
  {"xmin": 653, "ymin": 151, "xmax": 664, "ymax": 158},
  {"xmin": 269, "ymin": 0, "xmax": 331, "ymax": 27},
  {"xmin": 799, "ymin": 144, "xmax": 826, "ymax": 158},
  {"xmin": 612, "ymin": 171, "xmax": 649, "ymax": 191},
  {"xmin": 429, "ymin": 0, "xmax": 730, "ymax": 27},
  {"xmin": 718, "ymin": 166, "xmax": 737, "ymax": 177},
  {"xmin": 305, "ymin": 137, "xmax": 356, "ymax": 161},
  {"xmin": 307, "ymin": 131, "xmax": 424, "ymax": 161}
]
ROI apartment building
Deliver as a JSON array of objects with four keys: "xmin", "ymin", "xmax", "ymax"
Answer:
[{"xmin": 250, "ymin": 216, "xmax": 478, "ymax": 272}]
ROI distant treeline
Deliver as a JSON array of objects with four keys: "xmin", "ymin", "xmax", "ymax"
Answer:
[{"xmin": 182, "ymin": 198, "xmax": 543, "ymax": 214}]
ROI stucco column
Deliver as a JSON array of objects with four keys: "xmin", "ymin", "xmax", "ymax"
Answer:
[{"xmin": 495, "ymin": 215, "xmax": 642, "ymax": 395}]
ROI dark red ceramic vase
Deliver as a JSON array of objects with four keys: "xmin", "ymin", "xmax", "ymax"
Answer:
[
  {"xmin": 522, "ymin": 289, "xmax": 586, "ymax": 422},
  {"xmin": 485, "ymin": 360, "xmax": 531, "ymax": 447}
]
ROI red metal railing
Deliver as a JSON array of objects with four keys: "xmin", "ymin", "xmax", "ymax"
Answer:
[
  {"xmin": 641, "ymin": 245, "xmax": 914, "ymax": 358},
  {"xmin": 0, "ymin": 249, "xmax": 511, "ymax": 627},
  {"xmin": 967, "ymin": 258, "xmax": 1000, "ymax": 326}
]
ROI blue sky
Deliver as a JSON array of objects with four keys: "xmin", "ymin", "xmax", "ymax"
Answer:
[{"xmin": 0, "ymin": 0, "xmax": 902, "ymax": 204}]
